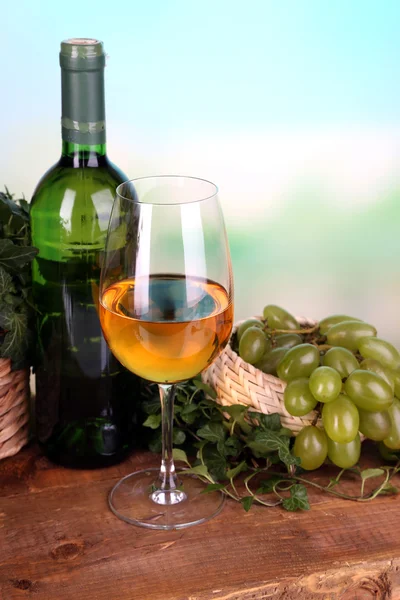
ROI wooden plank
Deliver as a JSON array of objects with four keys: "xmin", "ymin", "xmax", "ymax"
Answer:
[{"xmin": 1, "ymin": 444, "xmax": 400, "ymax": 600}]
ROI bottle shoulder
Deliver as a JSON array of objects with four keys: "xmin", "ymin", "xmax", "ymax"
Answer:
[{"xmin": 30, "ymin": 157, "xmax": 128, "ymax": 208}]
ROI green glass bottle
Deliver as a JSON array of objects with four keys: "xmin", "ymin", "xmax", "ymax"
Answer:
[{"xmin": 31, "ymin": 38, "xmax": 142, "ymax": 468}]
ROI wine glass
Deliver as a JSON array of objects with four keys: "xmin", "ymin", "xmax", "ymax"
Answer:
[{"xmin": 99, "ymin": 176, "xmax": 233, "ymax": 530}]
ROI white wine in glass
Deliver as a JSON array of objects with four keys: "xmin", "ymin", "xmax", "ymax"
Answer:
[{"xmin": 100, "ymin": 176, "xmax": 233, "ymax": 529}]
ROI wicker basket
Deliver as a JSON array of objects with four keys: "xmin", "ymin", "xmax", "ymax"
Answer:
[
  {"xmin": 0, "ymin": 358, "xmax": 30, "ymax": 460},
  {"xmin": 203, "ymin": 317, "xmax": 318, "ymax": 435}
]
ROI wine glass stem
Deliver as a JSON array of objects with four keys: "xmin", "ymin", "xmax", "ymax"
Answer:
[{"xmin": 157, "ymin": 384, "xmax": 180, "ymax": 493}]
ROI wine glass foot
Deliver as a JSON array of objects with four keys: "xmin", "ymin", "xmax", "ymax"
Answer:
[{"xmin": 109, "ymin": 467, "xmax": 225, "ymax": 530}]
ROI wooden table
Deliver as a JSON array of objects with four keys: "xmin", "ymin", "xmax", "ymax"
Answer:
[{"xmin": 1, "ymin": 443, "xmax": 400, "ymax": 600}]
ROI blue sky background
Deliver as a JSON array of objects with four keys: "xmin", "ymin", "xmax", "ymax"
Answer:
[{"xmin": 2, "ymin": 0, "xmax": 400, "ymax": 339}]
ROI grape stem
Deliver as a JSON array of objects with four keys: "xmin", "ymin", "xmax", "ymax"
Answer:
[
  {"xmin": 265, "ymin": 465, "xmax": 400, "ymax": 502},
  {"xmin": 266, "ymin": 325, "xmax": 319, "ymax": 335}
]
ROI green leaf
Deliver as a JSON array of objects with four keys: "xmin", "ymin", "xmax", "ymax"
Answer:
[
  {"xmin": 184, "ymin": 464, "xmax": 210, "ymax": 477},
  {"xmin": 251, "ymin": 429, "xmax": 300, "ymax": 469},
  {"xmin": 181, "ymin": 403, "xmax": 199, "ymax": 415},
  {"xmin": 180, "ymin": 403, "xmax": 200, "ymax": 424},
  {"xmin": 360, "ymin": 468, "xmax": 384, "ymax": 481},
  {"xmin": 0, "ymin": 266, "xmax": 15, "ymax": 297},
  {"xmin": 197, "ymin": 422, "xmax": 226, "ymax": 443},
  {"xmin": 0, "ymin": 239, "xmax": 38, "ymax": 274},
  {"xmin": 257, "ymin": 475, "xmax": 284, "ymax": 494},
  {"xmin": 246, "ymin": 440, "xmax": 274, "ymax": 458},
  {"xmin": 18, "ymin": 198, "xmax": 30, "ymax": 217},
  {"xmin": 142, "ymin": 396, "xmax": 161, "ymax": 415},
  {"xmin": 201, "ymin": 483, "xmax": 226, "ymax": 494},
  {"xmin": 223, "ymin": 436, "xmax": 243, "ymax": 456},
  {"xmin": 226, "ymin": 460, "xmax": 248, "ymax": 480},
  {"xmin": 241, "ymin": 496, "xmax": 254, "ymax": 512},
  {"xmin": 282, "ymin": 484, "xmax": 310, "ymax": 511},
  {"xmin": 173, "ymin": 429, "xmax": 186, "ymax": 445},
  {"xmin": 379, "ymin": 484, "xmax": 399, "ymax": 495},
  {"xmin": 248, "ymin": 411, "xmax": 281, "ymax": 431},
  {"xmin": 223, "ymin": 404, "xmax": 248, "ymax": 419},
  {"xmin": 148, "ymin": 432, "xmax": 162, "ymax": 453},
  {"xmin": 172, "ymin": 448, "xmax": 190, "ymax": 465},
  {"xmin": 0, "ymin": 306, "xmax": 29, "ymax": 364},
  {"xmin": 202, "ymin": 445, "xmax": 227, "ymax": 481},
  {"xmin": 143, "ymin": 414, "xmax": 162, "ymax": 429},
  {"xmin": 193, "ymin": 380, "xmax": 217, "ymax": 399}
]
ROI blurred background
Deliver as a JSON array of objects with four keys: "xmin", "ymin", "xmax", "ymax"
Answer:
[{"xmin": 1, "ymin": 0, "xmax": 400, "ymax": 341}]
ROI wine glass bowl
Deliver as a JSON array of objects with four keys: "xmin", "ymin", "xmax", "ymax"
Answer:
[{"xmin": 99, "ymin": 176, "xmax": 233, "ymax": 529}]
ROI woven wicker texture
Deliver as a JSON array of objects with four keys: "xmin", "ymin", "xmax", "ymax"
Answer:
[
  {"xmin": 0, "ymin": 358, "xmax": 30, "ymax": 460},
  {"xmin": 203, "ymin": 317, "xmax": 318, "ymax": 435}
]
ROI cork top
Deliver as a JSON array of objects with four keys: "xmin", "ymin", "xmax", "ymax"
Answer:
[{"xmin": 60, "ymin": 38, "xmax": 105, "ymax": 70}]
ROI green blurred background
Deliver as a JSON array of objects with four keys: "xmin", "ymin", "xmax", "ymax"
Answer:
[{"xmin": 1, "ymin": 0, "xmax": 400, "ymax": 341}]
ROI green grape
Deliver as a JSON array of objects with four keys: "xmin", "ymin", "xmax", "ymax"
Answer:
[
  {"xmin": 293, "ymin": 426, "xmax": 328, "ymax": 470},
  {"xmin": 254, "ymin": 347, "xmax": 288, "ymax": 376},
  {"xmin": 358, "ymin": 337, "xmax": 400, "ymax": 371},
  {"xmin": 358, "ymin": 408, "xmax": 391, "ymax": 441},
  {"xmin": 344, "ymin": 370, "xmax": 393, "ymax": 412},
  {"xmin": 383, "ymin": 398, "xmax": 400, "ymax": 450},
  {"xmin": 237, "ymin": 318, "xmax": 264, "ymax": 342},
  {"xmin": 326, "ymin": 321, "xmax": 377, "ymax": 351},
  {"xmin": 322, "ymin": 395, "xmax": 359, "ymax": 443},
  {"xmin": 262, "ymin": 305, "xmax": 299, "ymax": 331},
  {"xmin": 275, "ymin": 333, "xmax": 303, "ymax": 350},
  {"xmin": 327, "ymin": 434, "xmax": 361, "ymax": 469},
  {"xmin": 359, "ymin": 358, "xmax": 394, "ymax": 393},
  {"xmin": 319, "ymin": 314, "xmax": 361, "ymax": 336},
  {"xmin": 276, "ymin": 344, "xmax": 320, "ymax": 382},
  {"xmin": 391, "ymin": 369, "xmax": 400, "ymax": 398},
  {"xmin": 284, "ymin": 378, "xmax": 318, "ymax": 416},
  {"xmin": 378, "ymin": 441, "xmax": 400, "ymax": 462},
  {"xmin": 239, "ymin": 327, "xmax": 269, "ymax": 364},
  {"xmin": 322, "ymin": 347, "xmax": 359, "ymax": 379},
  {"xmin": 309, "ymin": 366, "xmax": 342, "ymax": 403}
]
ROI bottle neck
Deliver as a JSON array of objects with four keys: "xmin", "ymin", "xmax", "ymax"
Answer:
[
  {"xmin": 61, "ymin": 63, "xmax": 106, "ymax": 147},
  {"xmin": 61, "ymin": 140, "xmax": 107, "ymax": 167}
]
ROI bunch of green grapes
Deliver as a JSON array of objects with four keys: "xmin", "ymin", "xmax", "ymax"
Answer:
[{"xmin": 236, "ymin": 306, "xmax": 400, "ymax": 470}]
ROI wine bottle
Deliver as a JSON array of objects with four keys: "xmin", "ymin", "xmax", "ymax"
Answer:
[{"xmin": 31, "ymin": 38, "xmax": 142, "ymax": 468}]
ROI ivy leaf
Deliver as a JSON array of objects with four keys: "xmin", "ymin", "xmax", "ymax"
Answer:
[
  {"xmin": 202, "ymin": 445, "xmax": 227, "ymax": 481},
  {"xmin": 360, "ymin": 468, "xmax": 384, "ymax": 482},
  {"xmin": 180, "ymin": 403, "xmax": 200, "ymax": 424},
  {"xmin": 184, "ymin": 464, "xmax": 210, "ymax": 477},
  {"xmin": 143, "ymin": 414, "xmax": 162, "ymax": 429},
  {"xmin": 201, "ymin": 483, "xmax": 226, "ymax": 494},
  {"xmin": 223, "ymin": 404, "xmax": 248, "ymax": 419},
  {"xmin": 223, "ymin": 436, "xmax": 243, "ymax": 456},
  {"xmin": 18, "ymin": 198, "xmax": 30, "ymax": 218},
  {"xmin": 0, "ymin": 266, "xmax": 15, "ymax": 297},
  {"xmin": 0, "ymin": 239, "xmax": 38, "ymax": 274},
  {"xmin": 282, "ymin": 484, "xmax": 310, "ymax": 511},
  {"xmin": 249, "ymin": 411, "xmax": 281, "ymax": 431},
  {"xmin": 197, "ymin": 422, "xmax": 226, "ymax": 443},
  {"xmin": 251, "ymin": 429, "xmax": 300, "ymax": 469},
  {"xmin": 0, "ymin": 306, "xmax": 29, "ymax": 364},
  {"xmin": 193, "ymin": 380, "xmax": 217, "ymax": 399},
  {"xmin": 257, "ymin": 475, "xmax": 284, "ymax": 495},
  {"xmin": 148, "ymin": 431, "xmax": 162, "ymax": 453},
  {"xmin": 379, "ymin": 484, "xmax": 399, "ymax": 495},
  {"xmin": 241, "ymin": 496, "xmax": 254, "ymax": 512},
  {"xmin": 246, "ymin": 440, "xmax": 274, "ymax": 458},
  {"xmin": 172, "ymin": 448, "xmax": 190, "ymax": 465},
  {"xmin": 173, "ymin": 429, "xmax": 186, "ymax": 445},
  {"xmin": 226, "ymin": 460, "xmax": 248, "ymax": 480},
  {"xmin": 142, "ymin": 396, "xmax": 161, "ymax": 415}
]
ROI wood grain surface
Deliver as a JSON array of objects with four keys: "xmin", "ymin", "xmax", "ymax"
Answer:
[{"xmin": 1, "ymin": 443, "xmax": 400, "ymax": 600}]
